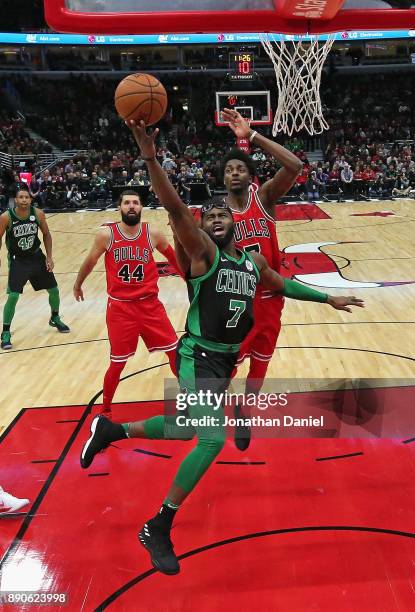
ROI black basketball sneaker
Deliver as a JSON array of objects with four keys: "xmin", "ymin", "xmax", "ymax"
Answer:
[
  {"xmin": 49, "ymin": 315, "xmax": 70, "ymax": 333},
  {"xmin": 138, "ymin": 521, "xmax": 180, "ymax": 575},
  {"xmin": 1, "ymin": 331, "xmax": 12, "ymax": 350},
  {"xmin": 80, "ymin": 415, "xmax": 125, "ymax": 468}
]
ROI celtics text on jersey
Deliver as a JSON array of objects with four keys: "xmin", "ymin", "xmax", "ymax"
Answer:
[
  {"xmin": 6, "ymin": 206, "xmax": 41, "ymax": 257},
  {"xmin": 185, "ymin": 246, "xmax": 260, "ymax": 350}
]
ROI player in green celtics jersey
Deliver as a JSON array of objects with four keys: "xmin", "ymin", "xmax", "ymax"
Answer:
[
  {"xmin": 0, "ymin": 188, "xmax": 69, "ymax": 350},
  {"xmin": 79, "ymin": 120, "xmax": 364, "ymax": 576}
]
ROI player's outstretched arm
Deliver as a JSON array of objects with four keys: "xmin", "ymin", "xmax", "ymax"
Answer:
[
  {"xmin": 73, "ymin": 228, "xmax": 109, "ymax": 301},
  {"xmin": 252, "ymin": 252, "xmax": 365, "ymax": 312},
  {"xmin": 222, "ymin": 108, "xmax": 303, "ymax": 207},
  {"xmin": 127, "ymin": 119, "xmax": 215, "ymax": 265}
]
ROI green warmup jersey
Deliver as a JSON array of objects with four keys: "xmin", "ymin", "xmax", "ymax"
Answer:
[
  {"xmin": 6, "ymin": 206, "xmax": 41, "ymax": 258},
  {"xmin": 185, "ymin": 246, "xmax": 260, "ymax": 352}
]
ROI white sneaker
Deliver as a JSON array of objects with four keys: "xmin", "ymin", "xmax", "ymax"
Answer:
[{"xmin": 0, "ymin": 487, "xmax": 29, "ymax": 515}]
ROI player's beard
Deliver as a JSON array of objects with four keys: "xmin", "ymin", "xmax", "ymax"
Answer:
[
  {"xmin": 208, "ymin": 225, "xmax": 234, "ymax": 249},
  {"xmin": 121, "ymin": 211, "xmax": 141, "ymax": 226}
]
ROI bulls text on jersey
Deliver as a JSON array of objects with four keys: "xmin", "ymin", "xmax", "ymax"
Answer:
[
  {"xmin": 113, "ymin": 246, "xmax": 150, "ymax": 264},
  {"xmin": 233, "ymin": 217, "xmax": 270, "ymax": 242}
]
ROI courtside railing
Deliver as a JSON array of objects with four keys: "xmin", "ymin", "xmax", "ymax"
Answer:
[{"xmin": 0, "ymin": 150, "xmax": 88, "ymax": 174}]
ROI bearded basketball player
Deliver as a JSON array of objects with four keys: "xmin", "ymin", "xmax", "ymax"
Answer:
[{"xmin": 73, "ymin": 189, "xmax": 179, "ymax": 418}]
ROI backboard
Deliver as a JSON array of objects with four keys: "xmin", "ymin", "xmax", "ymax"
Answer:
[
  {"xmin": 215, "ymin": 91, "xmax": 272, "ymax": 127},
  {"xmin": 44, "ymin": 0, "xmax": 415, "ymax": 35}
]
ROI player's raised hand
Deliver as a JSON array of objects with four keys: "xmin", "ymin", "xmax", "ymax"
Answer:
[
  {"xmin": 73, "ymin": 285, "xmax": 84, "ymax": 302},
  {"xmin": 126, "ymin": 119, "xmax": 158, "ymax": 159},
  {"xmin": 222, "ymin": 108, "xmax": 251, "ymax": 139},
  {"xmin": 327, "ymin": 296, "xmax": 365, "ymax": 312}
]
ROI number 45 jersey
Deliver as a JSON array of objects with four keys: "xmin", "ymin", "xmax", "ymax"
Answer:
[
  {"xmin": 6, "ymin": 206, "xmax": 41, "ymax": 257},
  {"xmin": 104, "ymin": 222, "xmax": 159, "ymax": 301}
]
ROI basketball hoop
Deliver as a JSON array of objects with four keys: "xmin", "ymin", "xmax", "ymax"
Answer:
[{"xmin": 260, "ymin": 33, "xmax": 335, "ymax": 137}]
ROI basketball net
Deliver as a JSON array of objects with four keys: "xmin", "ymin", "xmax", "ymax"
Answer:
[{"xmin": 260, "ymin": 33, "xmax": 335, "ymax": 137}]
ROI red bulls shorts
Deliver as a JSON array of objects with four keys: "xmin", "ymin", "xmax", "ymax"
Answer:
[
  {"xmin": 237, "ymin": 294, "xmax": 284, "ymax": 364},
  {"xmin": 106, "ymin": 296, "xmax": 178, "ymax": 363}
]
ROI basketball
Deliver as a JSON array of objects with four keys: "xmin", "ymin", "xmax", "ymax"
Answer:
[{"xmin": 114, "ymin": 73, "xmax": 168, "ymax": 126}]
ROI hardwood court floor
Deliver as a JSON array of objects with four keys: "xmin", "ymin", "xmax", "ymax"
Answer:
[
  {"xmin": 2, "ymin": 200, "xmax": 415, "ymax": 611},
  {"xmin": 1, "ymin": 199, "xmax": 415, "ymax": 432}
]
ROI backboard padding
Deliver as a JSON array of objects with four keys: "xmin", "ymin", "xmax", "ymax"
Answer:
[{"xmin": 45, "ymin": 0, "xmax": 415, "ymax": 34}]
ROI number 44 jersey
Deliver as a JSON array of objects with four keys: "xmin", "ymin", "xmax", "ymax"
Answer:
[{"xmin": 104, "ymin": 222, "xmax": 159, "ymax": 301}]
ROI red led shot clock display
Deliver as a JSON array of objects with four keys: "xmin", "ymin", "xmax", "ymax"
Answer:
[{"xmin": 229, "ymin": 52, "xmax": 254, "ymax": 81}]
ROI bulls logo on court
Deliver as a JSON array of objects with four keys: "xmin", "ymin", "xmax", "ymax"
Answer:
[
  {"xmin": 157, "ymin": 241, "xmax": 414, "ymax": 288},
  {"xmin": 281, "ymin": 241, "xmax": 414, "ymax": 288}
]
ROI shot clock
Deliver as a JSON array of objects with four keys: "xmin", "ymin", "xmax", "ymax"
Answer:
[{"xmin": 229, "ymin": 51, "xmax": 254, "ymax": 81}]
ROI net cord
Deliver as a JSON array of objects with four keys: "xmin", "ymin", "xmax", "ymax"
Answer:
[{"xmin": 260, "ymin": 33, "xmax": 335, "ymax": 136}]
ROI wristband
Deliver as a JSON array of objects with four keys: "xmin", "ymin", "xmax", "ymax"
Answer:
[
  {"xmin": 249, "ymin": 130, "xmax": 258, "ymax": 142},
  {"xmin": 142, "ymin": 156, "xmax": 156, "ymax": 161}
]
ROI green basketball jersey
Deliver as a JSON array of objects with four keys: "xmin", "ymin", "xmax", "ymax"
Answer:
[
  {"xmin": 6, "ymin": 206, "xmax": 41, "ymax": 258},
  {"xmin": 185, "ymin": 246, "xmax": 260, "ymax": 352}
]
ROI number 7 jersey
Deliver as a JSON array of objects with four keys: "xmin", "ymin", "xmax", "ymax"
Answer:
[{"xmin": 104, "ymin": 222, "xmax": 159, "ymax": 301}]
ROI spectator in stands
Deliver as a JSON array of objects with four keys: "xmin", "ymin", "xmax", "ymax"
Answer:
[
  {"xmin": 89, "ymin": 171, "xmax": 107, "ymax": 202},
  {"xmin": 369, "ymin": 175, "xmax": 388, "ymax": 199},
  {"xmin": 305, "ymin": 171, "xmax": 323, "ymax": 202},
  {"xmin": 361, "ymin": 165, "xmax": 377, "ymax": 198},
  {"xmin": 392, "ymin": 170, "xmax": 412, "ymax": 197},
  {"xmin": 205, "ymin": 142, "xmax": 216, "ymax": 160},
  {"xmin": 316, "ymin": 167, "xmax": 329, "ymax": 199},
  {"xmin": 204, "ymin": 170, "xmax": 217, "ymax": 191},
  {"xmin": 327, "ymin": 163, "xmax": 344, "ymax": 201},
  {"xmin": 110, "ymin": 155, "xmax": 123, "ymax": 171},
  {"xmin": 353, "ymin": 165, "xmax": 365, "ymax": 200},
  {"xmin": 115, "ymin": 170, "xmax": 130, "ymax": 186},
  {"xmin": 66, "ymin": 184, "xmax": 84, "ymax": 209},
  {"xmin": 340, "ymin": 163, "xmax": 354, "ymax": 199},
  {"xmin": 176, "ymin": 167, "xmax": 192, "ymax": 204},
  {"xmin": 128, "ymin": 171, "xmax": 143, "ymax": 186},
  {"xmin": 289, "ymin": 165, "xmax": 307, "ymax": 200},
  {"xmin": 29, "ymin": 175, "xmax": 41, "ymax": 206},
  {"xmin": 1, "ymin": 72, "xmax": 415, "ymax": 208},
  {"xmin": 64, "ymin": 160, "xmax": 75, "ymax": 174},
  {"xmin": 385, "ymin": 164, "xmax": 397, "ymax": 191},
  {"xmin": 162, "ymin": 154, "xmax": 177, "ymax": 172}
]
